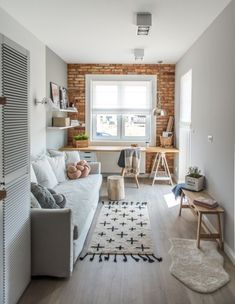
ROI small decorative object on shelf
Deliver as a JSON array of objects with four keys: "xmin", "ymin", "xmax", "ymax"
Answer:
[
  {"xmin": 73, "ymin": 133, "xmax": 89, "ymax": 148},
  {"xmin": 53, "ymin": 117, "xmax": 70, "ymax": 127},
  {"xmin": 185, "ymin": 166, "xmax": 204, "ymax": 192}
]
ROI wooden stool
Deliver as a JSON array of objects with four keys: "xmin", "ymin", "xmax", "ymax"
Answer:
[{"xmin": 107, "ymin": 175, "xmax": 125, "ymax": 201}]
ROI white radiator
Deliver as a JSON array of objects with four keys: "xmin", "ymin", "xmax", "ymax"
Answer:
[{"xmin": 0, "ymin": 35, "xmax": 30, "ymax": 304}]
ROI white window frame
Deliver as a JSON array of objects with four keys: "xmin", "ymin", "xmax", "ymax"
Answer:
[{"xmin": 86, "ymin": 74, "xmax": 156, "ymax": 146}]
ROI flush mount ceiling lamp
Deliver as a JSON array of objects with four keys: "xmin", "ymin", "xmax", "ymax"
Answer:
[
  {"xmin": 136, "ymin": 13, "xmax": 152, "ymax": 36},
  {"xmin": 134, "ymin": 48, "xmax": 144, "ymax": 61}
]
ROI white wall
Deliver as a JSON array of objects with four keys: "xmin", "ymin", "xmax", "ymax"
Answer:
[
  {"xmin": 0, "ymin": 7, "xmax": 46, "ymax": 157},
  {"xmin": 175, "ymin": 1, "xmax": 235, "ymax": 255},
  {"xmin": 46, "ymin": 46, "xmax": 67, "ymax": 150}
]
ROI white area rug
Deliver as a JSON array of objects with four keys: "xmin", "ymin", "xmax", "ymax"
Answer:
[
  {"xmin": 169, "ymin": 238, "xmax": 230, "ymax": 293},
  {"xmin": 80, "ymin": 201, "xmax": 162, "ymax": 262}
]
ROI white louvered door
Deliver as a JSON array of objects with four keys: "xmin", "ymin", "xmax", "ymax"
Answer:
[{"xmin": 0, "ymin": 35, "xmax": 30, "ymax": 304}]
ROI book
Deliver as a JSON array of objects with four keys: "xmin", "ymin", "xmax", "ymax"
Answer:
[{"xmin": 193, "ymin": 196, "xmax": 218, "ymax": 209}]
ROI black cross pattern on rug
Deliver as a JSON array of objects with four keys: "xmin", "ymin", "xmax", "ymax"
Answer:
[
  {"xmin": 136, "ymin": 206, "xmax": 145, "ymax": 210},
  {"xmin": 116, "ymin": 245, "xmax": 125, "ymax": 251},
  {"xmin": 121, "ymin": 213, "xmax": 129, "ymax": 218},
  {"xmin": 112, "ymin": 208, "xmax": 121, "ymax": 213},
  {"xmin": 138, "ymin": 213, "xmax": 144, "ymax": 217},
  {"xmin": 104, "ymin": 213, "xmax": 110, "ymax": 217},
  {"xmin": 106, "ymin": 238, "xmax": 115, "ymax": 243},
  {"xmin": 138, "ymin": 233, "xmax": 146, "ymax": 238},
  {"xmin": 100, "ymin": 221, "xmax": 111, "ymax": 226},
  {"xmin": 130, "ymin": 209, "xmax": 136, "ymax": 213},
  {"xmin": 91, "ymin": 243, "xmax": 105, "ymax": 251},
  {"xmin": 111, "ymin": 217, "xmax": 118, "ymax": 221},
  {"xmin": 135, "ymin": 244, "xmax": 150, "ymax": 252},
  {"xmin": 117, "ymin": 232, "xmax": 128, "ymax": 238},
  {"xmin": 129, "ymin": 227, "xmax": 136, "ymax": 231},
  {"xmin": 119, "ymin": 222, "xmax": 127, "ymax": 226},
  {"xmin": 128, "ymin": 217, "xmax": 137, "ymax": 222},
  {"xmin": 136, "ymin": 221, "xmax": 147, "ymax": 227},
  {"xmin": 98, "ymin": 232, "xmax": 106, "ymax": 237},
  {"xmin": 122, "ymin": 206, "xmax": 128, "ymax": 209},
  {"xmin": 107, "ymin": 226, "xmax": 118, "ymax": 232},
  {"xmin": 126, "ymin": 237, "xmax": 138, "ymax": 245},
  {"xmin": 104, "ymin": 205, "xmax": 112, "ymax": 209}
]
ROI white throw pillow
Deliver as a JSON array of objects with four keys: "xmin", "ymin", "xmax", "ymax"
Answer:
[
  {"xmin": 65, "ymin": 151, "xmax": 80, "ymax": 164},
  {"xmin": 30, "ymin": 164, "xmax": 38, "ymax": 183},
  {"xmin": 32, "ymin": 156, "xmax": 58, "ymax": 188},
  {"xmin": 47, "ymin": 155, "xmax": 67, "ymax": 183},
  {"xmin": 48, "ymin": 149, "xmax": 65, "ymax": 157},
  {"xmin": 30, "ymin": 192, "xmax": 41, "ymax": 209}
]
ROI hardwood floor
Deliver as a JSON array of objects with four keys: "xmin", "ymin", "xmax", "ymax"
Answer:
[{"xmin": 19, "ymin": 179, "xmax": 235, "ymax": 304}]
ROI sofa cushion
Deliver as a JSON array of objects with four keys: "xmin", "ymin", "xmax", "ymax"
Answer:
[
  {"xmin": 30, "ymin": 165, "xmax": 38, "ymax": 183},
  {"xmin": 54, "ymin": 174, "xmax": 102, "ymax": 237},
  {"xmin": 31, "ymin": 183, "xmax": 60, "ymax": 209},
  {"xmin": 47, "ymin": 155, "xmax": 67, "ymax": 183},
  {"xmin": 30, "ymin": 192, "xmax": 41, "ymax": 209},
  {"xmin": 48, "ymin": 150, "xmax": 80, "ymax": 165},
  {"xmin": 32, "ymin": 156, "xmax": 58, "ymax": 188}
]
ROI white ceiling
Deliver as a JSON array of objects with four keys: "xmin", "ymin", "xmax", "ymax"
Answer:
[{"xmin": 0, "ymin": 0, "xmax": 231, "ymax": 64}]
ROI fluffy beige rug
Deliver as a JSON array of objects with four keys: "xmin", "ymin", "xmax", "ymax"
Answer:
[{"xmin": 169, "ymin": 238, "xmax": 230, "ymax": 293}]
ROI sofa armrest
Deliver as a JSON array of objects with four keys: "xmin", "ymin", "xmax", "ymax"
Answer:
[
  {"xmin": 31, "ymin": 208, "xmax": 72, "ymax": 278},
  {"xmin": 89, "ymin": 162, "xmax": 101, "ymax": 174}
]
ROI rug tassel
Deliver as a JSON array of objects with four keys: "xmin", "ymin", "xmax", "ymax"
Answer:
[
  {"xmin": 145, "ymin": 254, "xmax": 154, "ymax": 263},
  {"xmin": 130, "ymin": 254, "xmax": 140, "ymax": 262},
  {"xmin": 79, "ymin": 253, "xmax": 88, "ymax": 261},
  {"xmin": 114, "ymin": 254, "xmax": 117, "ymax": 263},
  {"xmin": 104, "ymin": 253, "xmax": 110, "ymax": 261},
  {"xmin": 123, "ymin": 254, "xmax": 127, "ymax": 262},
  {"xmin": 138, "ymin": 254, "xmax": 147, "ymax": 261},
  {"xmin": 90, "ymin": 253, "xmax": 95, "ymax": 261},
  {"xmin": 101, "ymin": 201, "xmax": 104, "ymax": 204},
  {"xmin": 99, "ymin": 253, "xmax": 103, "ymax": 262},
  {"xmin": 152, "ymin": 254, "xmax": 163, "ymax": 262}
]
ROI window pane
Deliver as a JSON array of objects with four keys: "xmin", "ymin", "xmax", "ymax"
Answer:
[
  {"xmin": 93, "ymin": 84, "xmax": 118, "ymax": 109},
  {"xmin": 123, "ymin": 115, "xmax": 147, "ymax": 137},
  {"xmin": 95, "ymin": 114, "xmax": 118, "ymax": 137},
  {"xmin": 122, "ymin": 84, "xmax": 149, "ymax": 109}
]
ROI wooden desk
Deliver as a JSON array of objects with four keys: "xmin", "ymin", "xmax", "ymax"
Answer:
[
  {"xmin": 60, "ymin": 146, "xmax": 179, "ymax": 185},
  {"xmin": 61, "ymin": 145, "xmax": 178, "ymax": 153},
  {"xmin": 179, "ymin": 189, "xmax": 224, "ymax": 249}
]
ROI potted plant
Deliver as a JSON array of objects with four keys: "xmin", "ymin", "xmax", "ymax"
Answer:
[
  {"xmin": 73, "ymin": 133, "xmax": 89, "ymax": 148},
  {"xmin": 185, "ymin": 166, "xmax": 204, "ymax": 191}
]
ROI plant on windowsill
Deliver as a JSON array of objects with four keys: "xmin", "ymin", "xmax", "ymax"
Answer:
[
  {"xmin": 73, "ymin": 133, "xmax": 89, "ymax": 148},
  {"xmin": 185, "ymin": 166, "xmax": 204, "ymax": 192}
]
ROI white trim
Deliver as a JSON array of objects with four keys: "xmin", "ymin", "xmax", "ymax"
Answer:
[
  {"xmin": 85, "ymin": 74, "xmax": 156, "ymax": 146},
  {"xmin": 203, "ymin": 216, "xmax": 235, "ymax": 265}
]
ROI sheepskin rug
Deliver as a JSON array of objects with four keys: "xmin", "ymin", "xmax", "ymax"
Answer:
[{"xmin": 169, "ymin": 238, "xmax": 230, "ymax": 293}]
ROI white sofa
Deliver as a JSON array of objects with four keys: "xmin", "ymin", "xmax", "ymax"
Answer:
[{"xmin": 31, "ymin": 151, "xmax": 102, "ymax": 278}]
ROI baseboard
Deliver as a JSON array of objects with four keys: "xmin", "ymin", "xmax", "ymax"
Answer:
[{"xmin": 203, "ymin": 216, "xmax": 235, "ymax": 265}]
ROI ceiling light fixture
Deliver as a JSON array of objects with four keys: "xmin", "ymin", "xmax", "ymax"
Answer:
[
  {"xmin": 134, "ymin": 49, "xmax": 144, "ymax": 61},
  {"xmin": 136, "ymin": 13, "xmax": 152, "ymax": 36}
]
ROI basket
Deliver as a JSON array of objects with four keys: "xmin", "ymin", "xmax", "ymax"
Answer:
[
  {"xmin": 73, "ymin": 139, "xmax": 89, "ymax": 148},
  {"xmin": 160, "ymin": 135, "xmax": 173, "ymax": 147}
]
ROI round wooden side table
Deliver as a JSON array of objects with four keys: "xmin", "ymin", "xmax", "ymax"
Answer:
[{"xmin": 107, "ymin": 175, "xmax": 125, "ymax": 201}]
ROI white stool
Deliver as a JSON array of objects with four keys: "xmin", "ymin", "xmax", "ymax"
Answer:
[{"xmin": 107, "ymin": 175, "xmax": 125, "ymax": 201}]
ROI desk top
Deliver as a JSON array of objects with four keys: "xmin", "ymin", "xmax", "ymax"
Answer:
[
  {"xmin": 182, "ymin": 189, "xmax": 224, "ymax": 213},
  {"xmin": 61, "ymin": 145, "xmax": 179, "ymax": 153}
]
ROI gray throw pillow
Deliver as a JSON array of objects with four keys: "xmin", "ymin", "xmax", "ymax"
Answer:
[
  {"xmin": 47, "ymin": 188, "xmax": 66, "ymax": 208},
  {"xmin": 31, "ymin": 183, "xmax": 59, "ymax": 209}
]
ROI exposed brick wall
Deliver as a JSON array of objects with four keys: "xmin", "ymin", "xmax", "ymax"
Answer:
[{"xmin": 67, "ymin": 64, "xmax": 175, "ymax": 173}]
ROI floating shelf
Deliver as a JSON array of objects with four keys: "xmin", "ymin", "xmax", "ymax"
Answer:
[
  {"xmin": 47, "ymin": 125, "xmax": 79, "ymax": 130},
  {"xmin": 52, "ymin": 107, "xmax": 78, "ymax": 113}
]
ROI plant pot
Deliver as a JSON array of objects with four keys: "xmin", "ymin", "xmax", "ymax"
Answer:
[
  {"xmin": 185, "ymin": 175, "xmax": 204, "ymax": 192},
  {"xmin": 73, "ymin": 139, "xmax": 89, "ymax": 148}
]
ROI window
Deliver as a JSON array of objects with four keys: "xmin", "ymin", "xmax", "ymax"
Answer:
[{"xmin": 86, "ymin": 75, "xmax": 156, "ymax": 144}]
